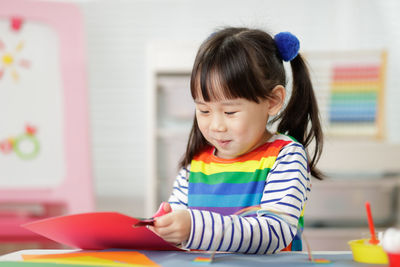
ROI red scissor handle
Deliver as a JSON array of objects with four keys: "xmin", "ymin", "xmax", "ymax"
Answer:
[{"xmin": 153, "ymin": 202, "xmax": 170, "ymax": 218}]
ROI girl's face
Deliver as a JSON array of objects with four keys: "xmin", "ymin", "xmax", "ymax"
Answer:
[{"xmin": 194, "ymin": 96, "xmax": 272, "ymax": 159}]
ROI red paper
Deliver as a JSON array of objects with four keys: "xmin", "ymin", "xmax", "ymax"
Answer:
[{"xmin": 22, "ymin": 212, "xmax": 183, "ymax": 251}]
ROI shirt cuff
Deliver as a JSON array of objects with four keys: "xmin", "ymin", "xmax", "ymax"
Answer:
[{"xmin": 181, "ymin": 209, "xmax": 195, "ymax": 249}]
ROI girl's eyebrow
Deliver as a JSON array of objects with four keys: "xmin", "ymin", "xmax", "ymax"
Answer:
[
  {"xmin": 221, "ymin": 101, "xmax": 242, "ymax": 106},
  {"xmin": 194, "ymin": 100, "xmax": 242, "ymax": 106}
]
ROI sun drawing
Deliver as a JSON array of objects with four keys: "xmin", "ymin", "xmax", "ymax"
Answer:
[{"xmin": 0, "ymin": 38, "xmax": 31, "ymax": 82}]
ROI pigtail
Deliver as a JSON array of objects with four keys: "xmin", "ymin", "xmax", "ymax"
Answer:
[{"xmin": 277, "ymin": 54, "xmax": 324, "ymax": 180}]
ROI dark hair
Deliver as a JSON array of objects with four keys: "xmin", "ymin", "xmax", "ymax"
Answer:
[{"xmin": 179, "ymin": 27, "xmax": 324, "ymax": 180}]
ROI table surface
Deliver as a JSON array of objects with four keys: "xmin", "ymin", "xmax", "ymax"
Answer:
[{"xmin": 0, "ymin": 249, "xmax": 388, "ymax": 267}]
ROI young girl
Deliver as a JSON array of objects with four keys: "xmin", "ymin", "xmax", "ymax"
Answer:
[{"xmin": 152, "ymin": 26, "xmax": 323, "ymax": 254}]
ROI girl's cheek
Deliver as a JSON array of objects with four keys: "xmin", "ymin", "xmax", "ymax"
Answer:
[{"xmin": 197, "ymin": 120, "xmax": 208, "ymax": 135}]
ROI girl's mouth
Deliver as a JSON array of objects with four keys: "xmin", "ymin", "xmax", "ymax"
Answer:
[{"xmin": 216, "ymin": 140, "xmax": 231, "ymax": 147}]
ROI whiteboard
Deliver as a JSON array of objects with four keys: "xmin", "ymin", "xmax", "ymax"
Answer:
[{"xmin": 0, "ymin": 18, "xmax": 65, "ymax": 188}]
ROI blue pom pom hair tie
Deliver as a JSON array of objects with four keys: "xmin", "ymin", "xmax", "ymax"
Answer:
[{"xmin": 274, "ymin": 32, "xmax": 300, "ymax": 62}]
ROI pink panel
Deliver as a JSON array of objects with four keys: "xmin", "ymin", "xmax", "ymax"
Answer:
[{"xmin": 0, "ymin": 0, "xmax": 93, "ymax": 224}]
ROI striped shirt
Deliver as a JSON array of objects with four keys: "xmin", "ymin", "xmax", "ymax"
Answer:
[{"xmin": 168, "ymin": 133, "xmax": 311, "ymax": 254}]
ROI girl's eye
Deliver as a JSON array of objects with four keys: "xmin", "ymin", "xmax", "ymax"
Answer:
[
  {"xmin": 225, "ymin": 111, "xmax": 237, "ymax": 115},
  {"xmin": 199, "ymin": 110, "xmax": 209, "ymax": 114}
]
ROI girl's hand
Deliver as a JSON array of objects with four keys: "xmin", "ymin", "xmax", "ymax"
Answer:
[{"xmin": 152, "ymin": 207, "xmax": 191, "ymax": 244}]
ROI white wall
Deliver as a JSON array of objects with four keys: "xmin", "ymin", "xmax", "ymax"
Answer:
[{"xmin": 71, "ymin": 0, "xmax": 400, "ymax": 214}]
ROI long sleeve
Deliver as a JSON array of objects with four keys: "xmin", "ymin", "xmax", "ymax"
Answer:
[
  {"xmin": 168, "ymin": 166, "xmax": 190, "ymax": 210},
  {"xmin": 168, "ymin": 142, "xmax": 310, "ymax": 254}
]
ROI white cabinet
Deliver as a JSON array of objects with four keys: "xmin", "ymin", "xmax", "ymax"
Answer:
[
  {"xmin": 146, "ymin": 42, "xmax": 198, "ymax": 215},
  {"xmin": 155, "ymin": 74, "xmax": 192, "ymax": 206}
]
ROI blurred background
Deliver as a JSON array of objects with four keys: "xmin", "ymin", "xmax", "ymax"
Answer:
[{"xmin": 1, "ymin": 0, "xmax": 400, "ymax": 254}]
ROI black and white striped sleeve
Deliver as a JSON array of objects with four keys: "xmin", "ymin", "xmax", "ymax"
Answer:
[{"xmin": 167, "ymin": 166, "xmax": 190, "ymax": 210}]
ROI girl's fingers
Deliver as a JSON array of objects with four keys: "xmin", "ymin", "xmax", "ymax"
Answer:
[
  {"xmin": 154, "ymin": 214, "xmax": 173, "ymax": 227},
  {"xmin": 152, "ymin": 210, "xmax": 191, "ymax": 244},
  {"xmin": 153, "ymin": 224, "xmax": 184, "ymax": 242},
  {"xmin": 153, "ymin": 226, "xmax": 174, "ymax": 237}
]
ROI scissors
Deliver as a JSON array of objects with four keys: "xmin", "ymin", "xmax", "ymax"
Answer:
[{"xmin": 133, "ymin": 202, "xmax": 170, "ymax": 227}]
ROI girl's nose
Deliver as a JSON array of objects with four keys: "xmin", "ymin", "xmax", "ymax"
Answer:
[{"xmin": 210, "ymin": 114, "xmax": 227, "ymax": 132}]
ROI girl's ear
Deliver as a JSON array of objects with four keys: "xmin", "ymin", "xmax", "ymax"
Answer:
[{"xmin": 267, "ymin": 85, "xmax": 286, "ymax": 116}]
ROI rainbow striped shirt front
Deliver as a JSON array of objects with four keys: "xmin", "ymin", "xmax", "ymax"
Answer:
[{"xmin": 188, "ymin": 138, "xmax": 291, "ymax": 215}]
